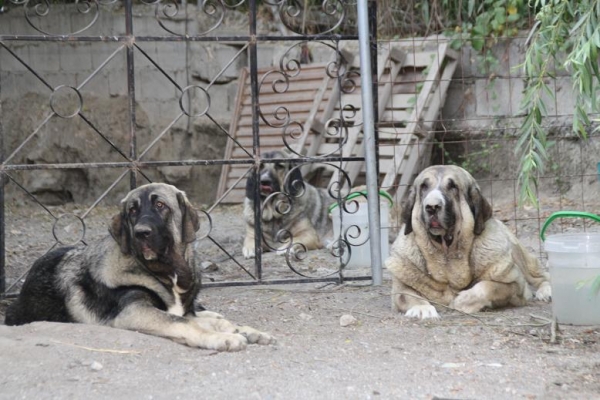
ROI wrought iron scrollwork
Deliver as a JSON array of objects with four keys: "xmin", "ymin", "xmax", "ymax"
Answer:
[
  {"xmin": 140, "ymin": 0, "xmax": 246, "ymax": 37},
  {"xmin": 9, "ymin": 0, "xmax": 117, "ymax": 36},
  {"xmin": 258, "ymin": 41, "xmax": 359, "ymax": 158},
  {"xmin": 264, "ymin": 0, "xmax": 353, "ymax": 35},
  {"xmin": 256, "ymin": 163, "xmax": 371, "ymax": 278}
]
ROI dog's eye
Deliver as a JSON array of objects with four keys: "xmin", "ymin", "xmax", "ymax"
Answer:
[
  {"xmin": 420, "ymin": 182, "xmax": 429, "ymax": 191},
  {"xmin": 447, "ymin": 179, "xmax": 457, "ymax": 191},
  {"xmin": 155, "ymin": 201, "xmax": 165, "ymax": 210},
  {"xmin": 129, "ymin": 207, "xmax": 137, "ymax": 216},
  {"xmin": 274, "ymin": 163, "xmax": 285, "ymax": 170}
]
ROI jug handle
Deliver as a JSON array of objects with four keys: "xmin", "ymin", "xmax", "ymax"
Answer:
[{"xmin": 540, "ymin": 211, "xmax": 600, "ymax": 241}]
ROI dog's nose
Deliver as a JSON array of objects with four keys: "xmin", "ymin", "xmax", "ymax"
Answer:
[
  {"xmin": 425, "ymin": 204, "xmax": 441, "ymax": 216},
  {"xmin": 134, "ymin": 225, "xmax": 152, "ymax": 239},
  {"xmin": 423, "ymin": 189, "xmax": 445, "ymax": 216}
]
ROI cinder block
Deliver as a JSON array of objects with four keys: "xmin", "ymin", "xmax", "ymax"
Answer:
[
  {"xmin": 3, "ymin": 71, "xmax": 52, "ymax": 98},
  {"xmin": 189, "ymin": 43, "xmax": 245, "ymax": 84},
  {"xmin": 546, "ymin": 77, "xmax": 576, "ymax": 116},
  {"xmin": 475, "ymin": 77, "xmax": 515, "ymax": 117},
  {"xmin": 28, "ymin": 42, "xmax": 60, "ymax": 72},
  {"xmin": 77, "ymin": 71, "xmax": 110, "ymax": 99},
  {"xmin": 92, "ymin": 5, "xmax": 126, "ymax": 36},
  {"xmin": 108, "ymin": 70, "xmax": 129, "ymax": 98},
  {"xmin": 0, "ymin": 44, "xmax": 31, "ymax": 72},
  {"xmin": 45, "ymin": 71, "xmax": 77, "ymax": 90},
  {"xmin": 256, "ymin": 46, "xmax": 276, "ymax": 69},
  {"xmin": 155, "ymin": 41, "xmax": 188, "ymax": 75},
  {"xmin": 91, "ymin": 43, "xmax": 127, "ymax": 73},
  {"xmin": 60, "ymin": 42, "xmax": 93, "ymax": 72},
  {"xmin": 0, "ymin": 14, "xmax": 11, "ymax": 34},
  {"xmin": 136, "ymin": 67, "xmax": 178, "ymax": 102}
]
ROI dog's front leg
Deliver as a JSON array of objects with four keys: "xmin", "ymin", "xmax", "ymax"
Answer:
[
  {"xmin": 386, "ymin": 258, "xmax": 455, "ymax": 304},
  {"xmin": 276, "ymin": 224, "xmax": 321, "ymax": 256},
  {"xmin": 391, "ymin": 276, "xmax": 440, "ymax": 319},
  {"xmin": 112, "ymin": 303, "xmax": 248, "ymax": 351},
  {"xmin": 194, "ymin": 310, "xmax": 275, "ymax": 345},
  {"xmin": 243, "ymin": 225, "xmax": 256, "ymax": 259},
  {"xmin": 450, "ymin": 281, "xmax": 524, "ymax": 314}
]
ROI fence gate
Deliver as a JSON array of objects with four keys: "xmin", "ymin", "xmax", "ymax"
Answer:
[{"xmin": 0, "ymin": 0, "xmax": 383, "ymax": 296}]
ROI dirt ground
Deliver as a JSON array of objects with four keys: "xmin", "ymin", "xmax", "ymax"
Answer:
[{"xmin": 1, "ymin": 199, "xmax": 600, "ymax": 400}]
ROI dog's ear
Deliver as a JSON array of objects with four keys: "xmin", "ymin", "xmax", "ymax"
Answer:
[
  {"xmin": 245, "ymin": 169, "xmax": 257, "ymax": 200},
  {"xmin": 467, "ymin": 184, "xmax": 493, "ymax": 235},
  {"xmin": 401, "ymin": 186, "xmax": 416, "ymax": 235},
  {"xmin": 177, "ymin": 191, "xmax": 200, "ymax": 243},
  {"xmin": 109, "ymin": 209, "xmax": 130, "ymax": 254},
  {"xmin": 285, "ymin": 165, "xmax": 304, "ymax": 197}
]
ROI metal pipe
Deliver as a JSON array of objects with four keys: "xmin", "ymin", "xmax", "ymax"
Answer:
[
  {"xmin": 125, "ymin": 0, "xmax": 138, "ymax": 189},
  {"xmin": 0, "ymin": 70, "xmax": 5, "ymax": 297},
  {"xmin": 248, "ymin": 0, "xmax": 263, "ymax": 281},
  {"xmin": 356, "ymin": 0, "xmax": 382, "ymax": 285}
]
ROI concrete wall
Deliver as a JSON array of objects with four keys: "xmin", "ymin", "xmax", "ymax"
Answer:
[{"xmin": 0, "ymin": 3, "xmax": 340, "ymax": 128}]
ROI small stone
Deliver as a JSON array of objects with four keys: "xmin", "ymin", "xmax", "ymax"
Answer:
[
  {"xmin": 340, "ymin": 314, "xmax": 357, "ymax": 327},
  {"xmin": 200, "ymin": 261, "xmax": 218, "ymax": 272},
  {"xmin": 90, "ymin": 361, "xmax": 103, "ymax": 371},
  {"xmin": 299, "ymin": 313, "xmax": 313, "ymax": 321}
]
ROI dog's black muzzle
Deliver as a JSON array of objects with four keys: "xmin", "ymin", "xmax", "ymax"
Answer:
[
  {"xmin": 131, "ymin": 215, "xmax": 171, "ymax": 261},
  {"xmin": 259, "ymin": 170, "xmax": 280, "ymax": 197}
]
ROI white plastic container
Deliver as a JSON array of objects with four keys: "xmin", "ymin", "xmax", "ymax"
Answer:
[
  {"xmin": 544, "ymin": 232, "xmax": 600, "ymax": 325},
  {"xmin": 329, "ymin": 190, "xmax": 392, "ymax": 269}
]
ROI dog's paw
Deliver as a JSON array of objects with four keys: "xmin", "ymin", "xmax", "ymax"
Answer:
[
  {"xmin": 204, "ymin": 332, "xmax": 248, "ymax": 352},
  {"xmin": 405, "ymin": 305, "xmax": 440, "ymax": 320},
  {"xmin": 237, "ymin": 326, "xmax": 276, "ymax": 345},
  {"xmin": 535, "ymin": 282, "xmax": 552, "ymax": 302},
  {"xmin": 242, "ymin": 245, "xmax": 255, "ymax": 259}
]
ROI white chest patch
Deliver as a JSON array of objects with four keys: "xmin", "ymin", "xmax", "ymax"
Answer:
[{"xmin": 167, "ymin": 275, "xmax": 185, "ymax": 317}]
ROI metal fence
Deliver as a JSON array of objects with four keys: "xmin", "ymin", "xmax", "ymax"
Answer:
[
  {"xmin": 2, "ymin": 1, "xmax": 599, "ymax": 299},
  {"xmin": 0, "ymin": 0, "xmax": 387, "ymax": 297}
]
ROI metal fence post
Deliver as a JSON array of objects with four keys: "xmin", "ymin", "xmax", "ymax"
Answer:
[
  {"xmin": 0, "ymin": 71, "xmax": 5, "ymax": 297},
  {"xmin": 357, "ymin": 0, "xmax": 382, "ymax": 285},
  {"xmin": 125, "ymin": 0, "xmax": 138, "ymax": 189}
]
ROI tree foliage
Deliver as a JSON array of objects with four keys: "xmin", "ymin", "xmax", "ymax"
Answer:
[{"xmin": 517, "ymin": 0, "xmax": 599, "ymax": 206}]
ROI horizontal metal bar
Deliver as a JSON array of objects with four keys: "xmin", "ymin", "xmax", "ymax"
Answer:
[
  {"xmin": 0, "ymin": 275, "xmax": 373, "ymax": 298},
  {"xmin": 0, "ymin": 34, "xmax": 358, "ymax": 43},
  {"xmin": 1, "ymin": 156, "xmax": 364, "ymax": 170},
  {"xmin": 203, "ymin": 275, "xmax": 373, "ymax": 288}
]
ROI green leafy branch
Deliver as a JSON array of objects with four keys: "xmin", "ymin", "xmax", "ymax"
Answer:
[{"xmin": 516, "ymin": 0, "xmax": 599, "ymax": 207}]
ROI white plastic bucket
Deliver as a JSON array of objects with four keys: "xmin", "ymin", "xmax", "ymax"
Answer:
[
  {"xmin": 329, "ymin": 190, "xmax": 392, "ymax": 269},
  {"xmin": 542, "ymin": 212, "xmax": 600, "ymax": 325}
]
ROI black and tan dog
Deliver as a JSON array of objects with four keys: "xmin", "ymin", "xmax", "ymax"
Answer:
[
  {"xmin": 386, "ymin": 165, "xmax": 552, "ymax": 319},
  {"xmin": 243, "ymin": 150, "xmax": 332, "ymax": 258},
  {"xmin": 5, "ymin": 183, "xmax": 274, "ymax": 351}
]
